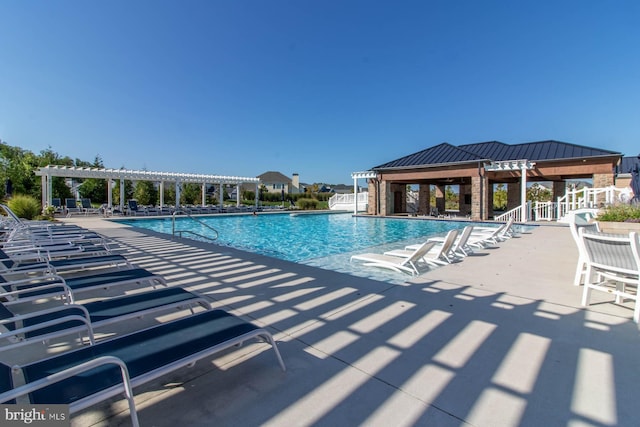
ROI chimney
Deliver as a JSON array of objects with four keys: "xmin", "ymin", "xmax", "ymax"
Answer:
[{"xmin": 292, "ymin": 173, "xmax": 300, "ymax": 194}]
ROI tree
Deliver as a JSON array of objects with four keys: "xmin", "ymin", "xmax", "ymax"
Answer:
[
  {"xmin": 134, "ymin": 180, "xmax": 158, "ymax": 205},
  {"xmin": 527, "ymin": 183, "xmax": 552, "ymax": 202},
  {"xmin": 180, "ymin": 183, "xmax": 201, "ymax": 205},
  {"xmin": 493, "ymin": 183, "xmax": 507, "ymax": 210}
]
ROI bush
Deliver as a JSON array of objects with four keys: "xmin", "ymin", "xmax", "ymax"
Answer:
[
  {"xmin": 597, "ymin": 204, "xmax": 640, "ymax": 222},
  {"xmin": 7, "ymin": 194, "xmax": 42, "ymax": 220},
  {"xmin": 296, "ymin": 198, "xmax": 319, "ymax": 210}
]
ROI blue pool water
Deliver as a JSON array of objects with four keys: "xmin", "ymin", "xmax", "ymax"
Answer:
[{"xmin": 117, "ymin": 212, "xmax": 477, "ymax": 263}]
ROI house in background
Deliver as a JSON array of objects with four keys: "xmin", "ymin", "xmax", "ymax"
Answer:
[{"xmin": 257, "ymin": 171, "xmax": 303, "ymax": 194}]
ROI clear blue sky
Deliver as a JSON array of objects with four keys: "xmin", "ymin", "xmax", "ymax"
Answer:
[{"xmin": 1, "ymin": 1, "xmax": 638, "ymax": 185}]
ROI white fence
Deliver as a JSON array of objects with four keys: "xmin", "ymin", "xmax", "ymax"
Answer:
[
  {"xmin": 496, "ymin": 186, "xmax": 631, "ymax": 223},
  {"xmin": 328, "ymin": 192, "xmax": 369, "ymax": 211}
]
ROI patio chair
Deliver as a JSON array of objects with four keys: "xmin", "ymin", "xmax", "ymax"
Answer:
[
  {"xmin": 350, "ymin": 241, "xmax": 437, "ymax": 276},
  {"xmin": 386, "ymin": 228, "xmax": 460, "ymax": 267},
  {"xmin": 65, "ymin": 199, "xmax": 82, "ymax": 217},
  {"xmin": 80, "ymin": 198, "xmax": 101, "ymax": 215},
  {"xmin": 127, "ymin": 200, "xmax": 146, "ymax": 216},
  {"xmin": 569, "ymin": 221, "xmax": 600, "ymax": 286},
  {"xmin": 0, "ymin": 308, "xmax": 286, "ymax": 426},
  {"xmin": 0, "ymin": 287, "xmax": 212, "ymax": 351},
  {"xmin": 579, "ymin": 229, "xmax": 640, "ymax": 323},
  {"xmin": 0, "ymin": 267, "xmax": 167, "ymax": 304}
]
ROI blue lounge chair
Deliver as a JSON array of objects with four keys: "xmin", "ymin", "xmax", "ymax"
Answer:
[
  {"xmin": 65, "ymin": 199, "xmax": 83, "ymax": 217},
  {"xmin": 0, "ymin": 309, "xmax": 286, "ymax": 426},
  {"xmin": 1, "ymin": 287, "xmax": 212, "ymax": 350},
  {"xmin": 0, "ymin": 268, "xmax": 167, "ymax": 304},
  {"xmin": 0, "ymin": 249, "xmax": 132, "ymax": 276}
]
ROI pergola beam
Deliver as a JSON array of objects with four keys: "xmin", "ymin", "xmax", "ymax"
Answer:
[{"xmin": 35, "ymin": 165, "xmax": 260, "ymax": 211}]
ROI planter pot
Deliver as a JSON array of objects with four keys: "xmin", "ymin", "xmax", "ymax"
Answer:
[{"xmin": 596, "ymin": 221, "xmax": 640, "ymax": 235}]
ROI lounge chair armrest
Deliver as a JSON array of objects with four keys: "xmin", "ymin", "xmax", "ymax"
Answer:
[
  {"xmin": 0, "ymin": 313, "xmax": 95, "ymax": 348},
  {"xmin": 0, "ymin": 356, "xmax": 139, "ymax": 426},
  {"xmin": 0, "ymin": 273, "xmax": 65, "ymax": 287},
  {"xmin": 0, "ymin": 282, "xmax": 73, "ymax": 304}
]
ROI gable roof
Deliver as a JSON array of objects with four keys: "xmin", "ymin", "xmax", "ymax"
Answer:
[
  {"xmin": 258, "ymin": 171, "xmax": 292, "ymax": 183},
  {"xmin": 374, "ymin": 140, "xmax": 621, "ymax": 170},
  {"xmin": 374, "ymin": 142, "xmax": 488, "ymax": 169}
]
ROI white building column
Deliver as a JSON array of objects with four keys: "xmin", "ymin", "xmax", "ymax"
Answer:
[
  {"xmin": 219, "ymin": 184, "xmax": 224, "ymax": 208},
  {"xmin": 159, "ymin": 181, "xmax": 165, "ymax": 207},
  {"xmin": 175, "ymin": 180, "xmax": 181, "ymax": 207},
  {"xmin": 107, "ymin": 179, "xmax": 113, "ymax": 209},
  {"xmin": 119, "ymin": 180, "xmax": 125, "ymax": 212},
  {"xmin": 201, "ymin": 183, "xmax": 206, "ymax": 206},
  {"xmin": 236, "ymin": 184, "xmax": 241, "ymax": 206},
  {"xmin": 521, "ymin": 163, "xmax": 528, "ymax": 221}
]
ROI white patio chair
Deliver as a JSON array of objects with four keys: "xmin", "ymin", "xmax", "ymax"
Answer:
[{"xmin": 579, "ymin": 229, "xmax": 640, "ymax": 323}]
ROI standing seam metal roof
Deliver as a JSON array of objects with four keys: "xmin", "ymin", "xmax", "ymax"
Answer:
[{"xmin": 374, "ymin": 140, "xmax": 621, "ymax": 170}]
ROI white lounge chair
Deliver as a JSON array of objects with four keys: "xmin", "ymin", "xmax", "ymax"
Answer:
[
  {"xmin": 425, "ymin": 225, "xmax": 476, "ymax": 257},
  {"xmin": 470, "ymin": 217, "xmax": 515, "ymax": 246},
  {"xmin": 387, "ymin": 229, "xmax": 460, "ymax": 267},
  {"xmin": 350, "ymin": 241, "xmax": 437, "ymax": 276},
  {"xmin": 579, "ymin": 229, "xmax": 640, "ymax": 323},
  {"xmin": 569, "ymin": 220, "xmax": 600, "ymax": 286}
]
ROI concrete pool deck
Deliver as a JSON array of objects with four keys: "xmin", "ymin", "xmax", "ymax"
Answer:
[{"xmin": 31, "ymin": 217, "xmax": 640, "ymax": 426}]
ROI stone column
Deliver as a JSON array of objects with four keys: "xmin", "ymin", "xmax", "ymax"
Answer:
[
  {"xmin": 418, "ymin": 184, "xmax": 430, "ymax": 215},
  {"xmin": 471, "ymin": 175, "xmax": 489, "ymax": 220},
  {"xmin": 593, "ymin": 173, "xmax": 614, "ymax": 207},
  {"xmin": 380, "ymin": 181, "xmax": 391, "ymax": 215},
  {"xmin": 367, "ymin": 180, "xmax": 377, "ymax": 215}
]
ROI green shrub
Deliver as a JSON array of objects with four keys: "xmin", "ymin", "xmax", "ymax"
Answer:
[
  {"xmin": 297, "ymin": 198, "xmax": 319, "ymax": 210},
  {"xmin": 7, "ymin": 194, "xmax": 42, "ymax": 220},
  {"xmin": 597, "ymin": 204, "xmax": 640, "ymax": 222}
]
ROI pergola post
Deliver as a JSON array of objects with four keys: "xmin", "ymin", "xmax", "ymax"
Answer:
[
  {"xmin": 119, "ymin": 179, "xmax": 125, "ymax": 212},
  {"xmin": 107, "ymin": 179, "xmax": 113, "ymax": 209},
  {"xmin": 159, "ymin": 181, "xmax": 165, "ymax": 207},
  {"xmin": 201, "ymin": 183, "xmax": 206, "ymax": 206},
  {"xmin": 175, "ymin": 180, "xmax": 181, "ymax": 207},
  {"xmin": 351, "ymin": 171, "xmax": 377, "ymax": 215},
  {"xmin": 521, "ymin": 163, "xmax": 528, "ymax": 222}
]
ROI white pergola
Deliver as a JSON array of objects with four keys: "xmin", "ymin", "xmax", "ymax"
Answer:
[
  {"xmin": 351, "ymin": 170, "xmax": 378, "ymax": 214},
  {"xmin": 35, "ymin": 165, "xmax": 261, "ymax": 212},
  {"xmin": 484, "ymin": 160, "xmax": 536, "ymax": 220}
]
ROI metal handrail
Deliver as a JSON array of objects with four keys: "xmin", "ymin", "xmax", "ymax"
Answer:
[{"xmin": 172, "ymin": 209, "xmax": 219, "ymax": 242}]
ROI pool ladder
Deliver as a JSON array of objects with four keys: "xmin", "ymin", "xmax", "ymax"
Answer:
[{"xmin": 171, "ymin": 209, "xmax": 219, "ymax": 242}]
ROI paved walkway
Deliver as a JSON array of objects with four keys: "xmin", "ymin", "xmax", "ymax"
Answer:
[{"xmin": 39, "ymin": 218, "xmax": 640, "ymax": 426}]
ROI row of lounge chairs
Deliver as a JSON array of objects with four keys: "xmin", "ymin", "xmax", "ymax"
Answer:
[
  {"xmin": 569, "ymin": 215, "xmax": 640, "ymax": 323},
  {"xmin": 350, "ymin": 218, "xmax": 516, "ymax": 276},
  {"xmin": 0, "ymin": 205, "xmax": 285, "ymax": 425}
]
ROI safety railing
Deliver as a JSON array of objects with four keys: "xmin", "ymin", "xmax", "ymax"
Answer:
[{"xmin": 172, "ymin": 210, "xmax": 219, "ymax": 242}]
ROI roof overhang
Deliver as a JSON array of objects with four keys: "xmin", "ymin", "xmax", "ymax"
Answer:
[{"xmin": 35, "ymin": 166, "xmax": 260, "ymax": 185}]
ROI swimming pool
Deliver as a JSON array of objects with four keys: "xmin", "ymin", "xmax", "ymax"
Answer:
[
  {"xmin": 116, "ymin": 212, "xmax": 496, "ymax": 283},
  {"xmin": 117, "ymin": 212, "xmax": 472, "ymax": 262}
]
